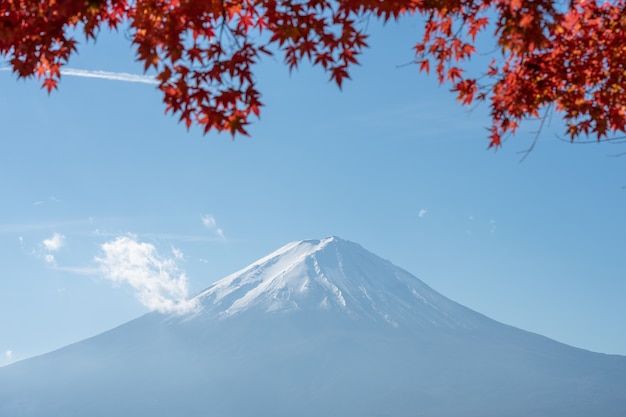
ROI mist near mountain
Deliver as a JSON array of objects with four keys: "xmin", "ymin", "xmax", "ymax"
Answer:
[{"xmin": 1, "ymin": 237, "xmax": 625, "ymax": 417}]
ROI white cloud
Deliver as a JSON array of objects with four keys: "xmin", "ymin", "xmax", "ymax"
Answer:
[
  {"xmin": 54, "ymin": 266, "xmax": 99, "ymax": 275},
  {"xmin": 201, "ymin": 214, "xmax": 217, "ymax": 228},
  {"xmin": 42, "ymin": 233, "xmax": 65, "ymax": 252},
  {"xmin": 418, "ymin": 209, "xmax": 427, "ymax": 218},
  {"xmin": 33, "ymin": 196, "xmax": 62, "ymax": 207},
  {"xmin": 95, "ymin": 236, "xmax": 198, "ymax": 315},
  {"xmin": 4, "ymin": 350, "xmax": 12, "ymax": 363},
  {"xmin": 201, "ymin": 214, "xmax": 225, "ymax": 239},
  {"xmin": 490, "ymin": 219, "xmax": 497, "ymax": 233},
  {"xmin": 39, "ymin": 233, "xmax": 65, "ymax": 266},
  {"xmin": 171, "ymin": 247, "xmax": 184, "ymax": 261}
]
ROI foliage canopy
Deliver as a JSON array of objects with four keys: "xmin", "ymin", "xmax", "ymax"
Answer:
[{"xmin": 2, "ymin": 0, "xmax": 625, "ymax": 147}]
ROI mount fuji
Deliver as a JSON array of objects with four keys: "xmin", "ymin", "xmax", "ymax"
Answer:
[{"xmin": 1, "ymin": 236, "xmax": 625, "ymax": 417}]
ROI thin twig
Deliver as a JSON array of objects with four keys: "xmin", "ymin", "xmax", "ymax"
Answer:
[{"xmin": 517, "ymin": 105, "xmax": 552, "ymax": 162}]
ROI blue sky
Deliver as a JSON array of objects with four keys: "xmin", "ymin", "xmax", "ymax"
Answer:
[{"xmin": 1, "ymin": 16, "xmax": 625, "ymax": 366}]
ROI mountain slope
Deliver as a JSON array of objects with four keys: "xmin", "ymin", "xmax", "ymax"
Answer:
[{"xmin": 1, "ymin": 236, "xmax": 625, "ymax": 417}]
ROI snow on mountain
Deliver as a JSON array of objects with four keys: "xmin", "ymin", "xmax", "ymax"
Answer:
[
  {"xmin": 193, "ymin": 236, "xmax": 484, "ymax": 329},
  {"xmin": 1, "ymin": 236, "xmax": 625, "ymax": 417}
]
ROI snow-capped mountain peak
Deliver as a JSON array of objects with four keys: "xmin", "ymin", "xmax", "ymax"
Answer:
[{"xmin": 194, "ymin": 236, "xmax": 478, "ymax": 328}]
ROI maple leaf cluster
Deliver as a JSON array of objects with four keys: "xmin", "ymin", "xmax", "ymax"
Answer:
[{"xmin": 1, "ymin": 0, "xmax": 625, "ymax": 146}]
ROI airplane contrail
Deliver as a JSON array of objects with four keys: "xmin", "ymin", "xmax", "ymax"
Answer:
[
  {"xmin": 60, "ymin": 68, "xmax": 158, "ymax": 84},
  {"xmin": 1, "ymin": 67, "xmax": 159, "ymax": 85}
]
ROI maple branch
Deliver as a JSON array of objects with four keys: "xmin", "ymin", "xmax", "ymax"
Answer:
[
  {"xmin": 554, "ymin": 134, "xmax": 626, "ymax": 145},
  {"xmin": 608, "ymin": 151, "xmax": 626, "ymax": 158},
  {"xmin": 517, "ymin": 105, "xmax": 552, "ymax": 162}
]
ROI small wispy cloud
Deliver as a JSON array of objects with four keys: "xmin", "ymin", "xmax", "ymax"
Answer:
[
  {"xmin": 418, "ymin": 209, "xmax": 427, "ymax": 218},
  {"xmin": 41, "ymin": 233, "xmax": 65, "ymax": 265},
  {"xmin": 33, "ymin": 196, "xmax": 62, "ymax": 207},
  {"xmin": 4, "ymin": 350, "xmax": 13, "ymax": 363},
  {"xmin": 489, "ymin": 219, "xmax": 497, "ymax": 233},
  {"xmin": 201, "ymin": 214, "xmax": 224, "ymax": 239},
  {"xmin": 201, "ymin": 214, "xmax": 217, "ymax": 228},
  {"xmin": 0, "ymin": 219, "xmax": 92, "ymax": 235},
  {"xmin": 1, "ymin": 67, "xmax": 157, "ymax": 85},
  {"xmin": 34, "ymin": 232, "xmax": 98, "ymax": 274},
  {"xmin": 171, "ymin": 246, "xmax": 184, "ymax": 261},
  {"xmin": 54, "ymin": 266, "xmax": 99, "ymax": 276},
  {"xmin": 42, "ymin": 232, "xmax": 65, "ymax": 252},
  {"xmin": 95, "ymin": 235, "xmax": 198, "ymax": 315}
]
